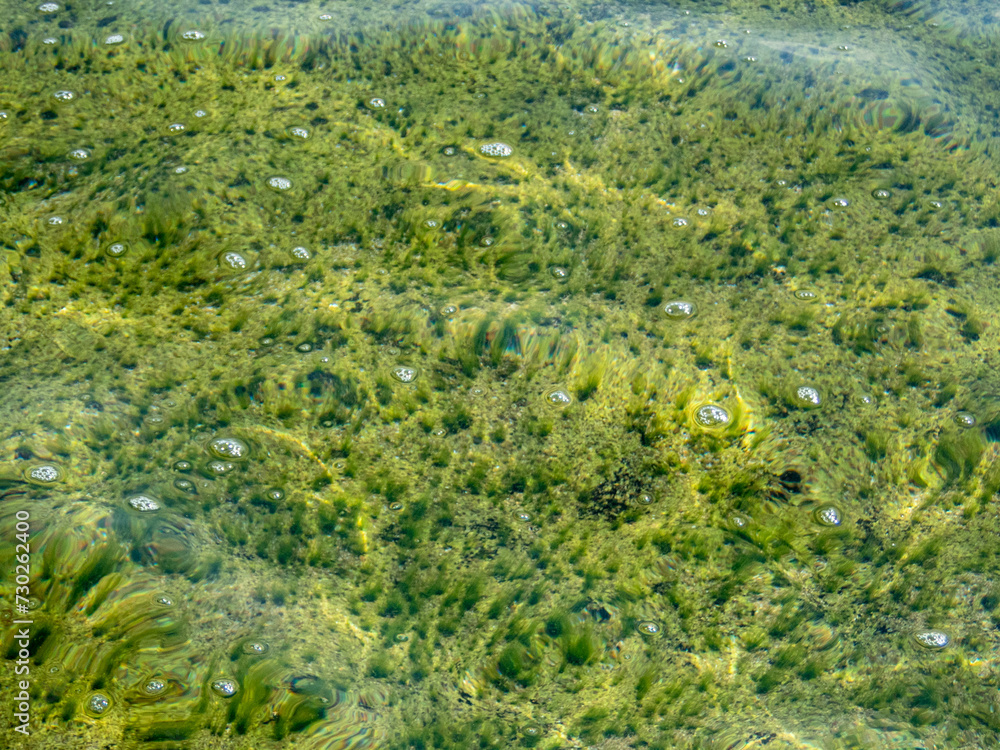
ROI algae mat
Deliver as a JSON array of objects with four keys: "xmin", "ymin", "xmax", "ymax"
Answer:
[{"xmin": 3, "ymin": 0, "xmax": 1000, "ymax": 748}]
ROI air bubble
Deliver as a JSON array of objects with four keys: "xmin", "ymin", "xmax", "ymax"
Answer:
[
  {"xmin": 830, "ymin": 197, "xmax": 849, "ymax": 208},
  {"xmin": 173, "ymin": 166, "xmax": 187, "ymax": 174},
  {"xmin": 43, "ymin": 37, "xmax": 57, "ymax": 44},
  {"xmin": 319, "ymin": 13, "xmax": 332, "ymax": 20},
  {"xmin": 39, "ymin": 2, "xmax": 59, "ymax": 11},
  {"xmin": 546, "ymin": 388, "xmax": 572, "ymax": 406},
  {"xmin": 173, "ymin": 479, "xmax": 195, "ymax": 493},
  {"xmin": 793, "ymin": 289, "xmax": 817, "ymax": 301},
  {"xmin": 714, "ymin": 39, "xmax": 728, "ymax": 47},
  {"xmin": 388, "ymin": 501, "xmax": 404, "ymax": 511},
  {"xmin": 390, "ymin": 366, "xmax": 418, "ymax": 383},
  {"xmin": 219, "ymin": 251, "xmax": 247, "ymax": 271},
  {"xmin": 105, "ymin": 241, "xmax": 128, "ymax": 258},
  {"xmin": 730, "ymin": 513, "xmax": 750, "ymax": 529},
  {"xmin": 173, "ymin": 460, "xmax": 192, "ymax": 471},
  {"xmin": 395, "ymin": 633, "xmax": 409, "ymax": 642},
  {"xmin": 296, "ymin": 342, "xmax": 313, "ymax": 353},
  {"xmin": 168, "ymin": 123, "xmax": 185, "ymax": 133},
  {"xmin": 637, "ymin": 494, "xmax": 654, "ymax": 505},
  {"xmin": 208, "ymin": 436, "xmax": 249, "ymax": 460},
  {"xmin": 440, "ymin": 305, "xmax": 457, "ymax": 315},
  {"xmin": 194, "ymin": 110, "xmax": 207, "ymax": 117},
  {"xmin": 871, "ymin": 188, "xmax": 891, "ymax": 200},
  {"xmin": 516, "ymin": 512, "xmax": 531, "ymax": 522},
  {"xmin": 211, "ymin": 679, "xmax": 238, "ymax": 697},
  {"xmin": 812, "ymin": 505, "xmax": 842, "ymax": 527},
  {"xmin": 479, "ymin": 141, "xmax": 513, "ymax": 158},
  {"xmin": 151, "ymin": 594, "xmax": 174, "ymax": 607},
  {"xmin": 182, "ymin": 30, "xmax": 205, "ymax": 41},
  {"xmin": 207, "ymin": 460, "xmax": 235, "ymax": 475},
  {"xmin": 914, "ymin": 630, "xmax": 949, "ymax": 649},
  {"xmin": 266, "ymin": 488, "xmax": 285, "ymax": 502},
  {"xmin": 550, "ymin": 266, "xmax": 568, "ymax": 279},
  {"xmin": 636, "ymin": 621, "xmax": 661, "ymax": 636},
  {"xmin": 954, "ymin": 411, "xmax": 976, "ymax": 428},
  {"xmin": 104, "ymin": 34, "xmax": 124, "ymax": 45},
  {"xmin": 694, "ymin": 404, "xmax": 730, "ymax": 427},
  {"xmin": 663, "ymin": 300, "xmax": 697, "ymax": 320},
  {"xmin": 142, "ymin": 679, "xmax": 166, "ymax": 696},
  {"xmin": 368, "ymin": 97, "xmax": 386, "ymax": 109},
  {"xmin": 267, "ymin": 176, "xmax": 292, "ymax": 191},
  {"xmin": 242, "ymin": 641, "xmax": 270, "ymax": 655},
  {"xmin": 441, "ymin": 145, "xmax": 457, "ymax": 156},
  {"xmin": 287, "ymin": 126, "xmax": 309, "ymax": 139},
  {"xmin": 794, "ymin": 386, "xmax": 821, "ymax": 407},
  {"xmin": 68, "ymin": 148, "xmax": 91, "ymax": 160},
  {"xmin": 53, "ymin": 90, "xmax": 74, "ymax": 101},
  {"xmin": 128, "ymin": 494, "xmax": 160, "ymax": 512},
  {"xmin": 85, "ymin": 693, "xmax": 111, "ymax": 717},
  {"xmin": 47, "ymin": 216, "xmax": 63, "ymax": 225}
]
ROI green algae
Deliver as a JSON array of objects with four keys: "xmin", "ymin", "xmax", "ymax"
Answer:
[{"xmin": 2, "ymin": 1, "xmax": 1000, "ymax": 749}]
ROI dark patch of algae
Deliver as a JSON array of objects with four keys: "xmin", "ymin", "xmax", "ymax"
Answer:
[{"xmin": 3, "ymin": 0, "xmax": 1000, "ymax": 748}]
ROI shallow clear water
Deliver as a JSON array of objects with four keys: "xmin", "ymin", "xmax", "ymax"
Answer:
[{"xmin": 2, "ymin": 1, "xmax": 1000, "ymax": 748}]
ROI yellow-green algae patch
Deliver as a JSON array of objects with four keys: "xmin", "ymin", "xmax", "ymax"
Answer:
[{"xmin": 3, "ymin": 1, "xmax": 1000, "ymax": 749}]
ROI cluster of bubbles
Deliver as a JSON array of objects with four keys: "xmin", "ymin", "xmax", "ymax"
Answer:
[
  {"xmin": 550, "ymin": 266, "xmax": 568, "ymax": 279},
  {"xmin": 220, "ymin": 252, "xmax": 248, "ymax": 271},
  {"xmin": 182, "ymin": 30, "xmax": 205, "ymax": 41},
  {"xmin": 209, "ymin": 436, "xmax": 249, "ymax": 460},
  {"xmin": 53, "ymin": 90, "xmax": 74, "ymax": 101},
  {"xmin": 287, "ymin": 126, "xmax": 309, "ymax": 139},
  {"xmin": 794, "ymin": 386, "xmax": 821, "ymax": 407},
  {"xmin": 830, "ymin": 198, "xmax": 849, "ymax": 208},
  {"xmin": 793, "ymin": 289, "xmax": 818, "ymax": 301},
  {"xmin": 85, "ymin": 693, "xmax": 111, "ymax": 717},
  {"xmin": 479, "ymin": 142, "xmax": 513, "ymax": 157},
  {"xmin": 368, "ymin": 97, "xmax": 386, "ymax": 109},
  {"xmin": 390, "ymin": 366, "xmax": 418, "ymax": 383},
  {"xmin": 671, "ymin": 217, "xmax": 688, "ymax": 228},
  {"xmin": 24, "ymin": 464, "xmax": 61, "ymax": 484},
  {"xmin": 38, "ymin": 2, "xmax": 59, "ymax": 11},
  {"xmin": 871, "ymin": 188, "xmax": 892, "ymax": 200},
  {"xmin": 168, "ymin": 123, "xmax": 185, "ymax": 133},
  {"xmin": 68, "ymin": 148, "xmax": 91, "ymax": 161},
  {"xmin": 105, "ymin": 35, "xmax": 124, "ymax": 45},
  {"xmin": 267, "ymin": 176, "xmax": 292, "ymax": 191},
  {"xmin": 812, "ymin": 505, "xmax": 842, "ymax": 527},
  {"xmin": 128, "ymin": 494, "xmax": 161, "ymax": 513},
  {"xmin": 290, "ymin": 246, "xmax": 311, "ymax": 260},
  {"xmin": 914, "ymin": 629, "xmax": 949, "ymax": 649},
  {"xmin": 105, "ymin": 241, "xmax": 128, "ymax": 258}
]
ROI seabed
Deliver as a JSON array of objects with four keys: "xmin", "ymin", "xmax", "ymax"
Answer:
[{"xmin": 3, "ymin": 0, "xmax": 1000, "ymax": 748}]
